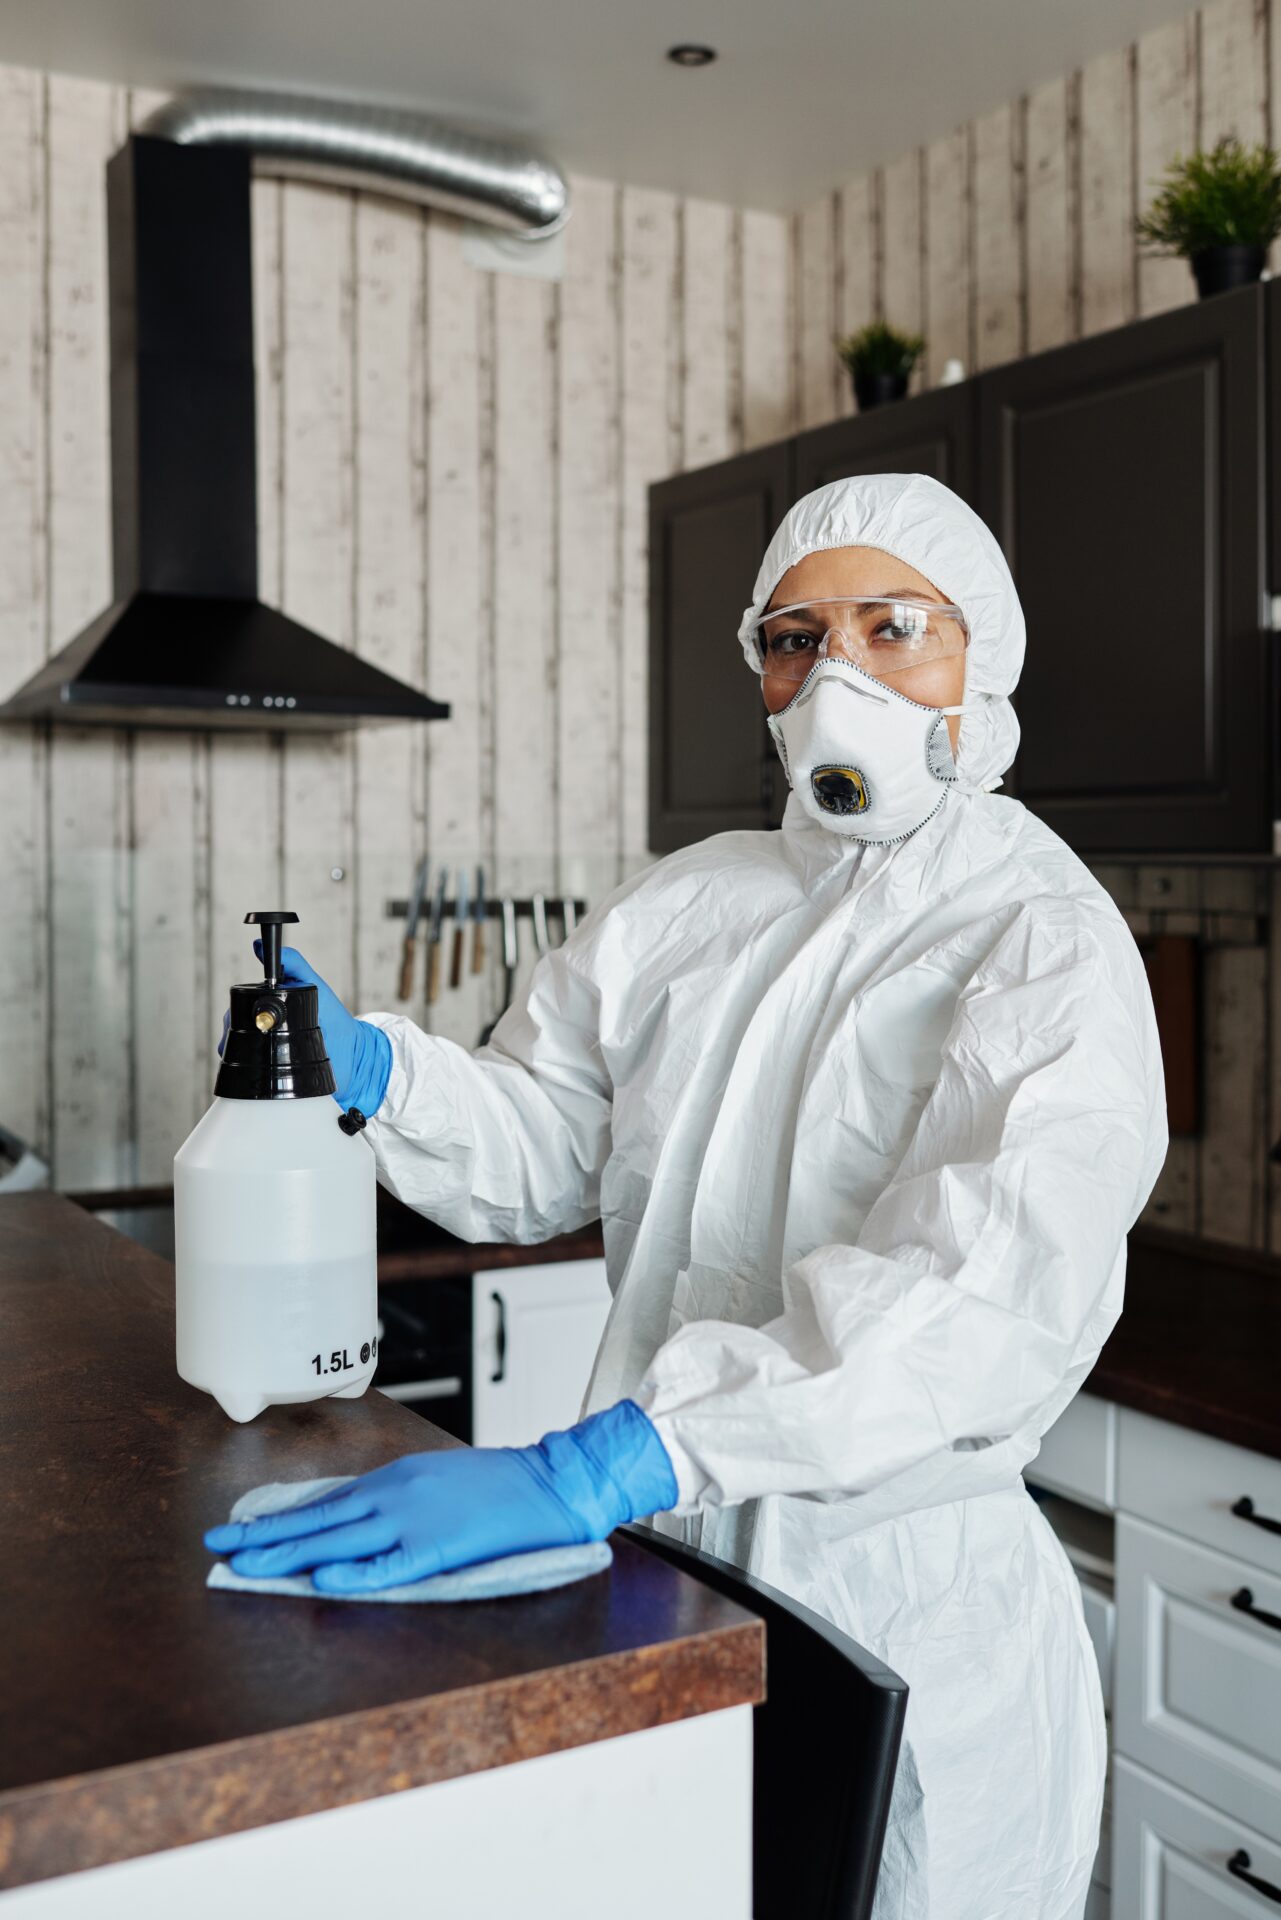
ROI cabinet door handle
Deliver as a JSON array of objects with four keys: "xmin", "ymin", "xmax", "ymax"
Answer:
[
  {"xmin": 1233, "ymin": 1495, "xmax": 1281, "ymax": 1537},
  {"xmin": 1230, "ymin": 1586, "xmax": 1281, "ymax": 1632},
  {"xmin": 1228, "ymin": 1850, "xmax": 1281, "ymax": 1903},
  {"xmin": 490, "ymin": 1289, "xmax": 507, "ymax": 1384}
]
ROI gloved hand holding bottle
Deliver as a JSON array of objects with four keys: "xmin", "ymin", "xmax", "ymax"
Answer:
[
  {"xmin": 205, "ymin": 1400, "xmax": 678, "ymax": 1592},
  {"xmin": 218, "ymin": 943, "xmax": 392, "ymax": 1119}
]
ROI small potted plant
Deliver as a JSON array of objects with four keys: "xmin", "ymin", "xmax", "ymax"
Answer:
[
  {"xmin": 1136, "ymin": 136, "xmax": 1281, "ymax": 298},
  {"xmin": 835, "ymin": 321, "xmax": 926, "ymax": 411}
]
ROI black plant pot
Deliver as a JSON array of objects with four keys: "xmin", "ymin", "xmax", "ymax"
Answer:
[
  {"xmin": 1190, "ymin": 244, "xmax": 1266, "ymax": 299},
  {"xmin": 853, "ymin": 368, "xmax": 909, "ymax": 411}
]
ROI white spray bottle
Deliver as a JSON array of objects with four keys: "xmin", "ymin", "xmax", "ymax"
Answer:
[{"xmin": 174, "ymin": 910, "xmax": 379, "ymax": 1423}]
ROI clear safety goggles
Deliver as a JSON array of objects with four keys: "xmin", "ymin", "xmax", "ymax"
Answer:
[{"xmin": 747, "ymin": 596, "xmax": 969, "ymax": 684}]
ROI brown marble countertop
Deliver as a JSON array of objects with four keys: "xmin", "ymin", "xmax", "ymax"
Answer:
[
  {"xmin": 0, "ymin": 1193, "xmax": 762, "ymax": 1891},
  {"xmin": 1086, "ymin": 1224, "xmax": 1281, "ymax": 1461}
]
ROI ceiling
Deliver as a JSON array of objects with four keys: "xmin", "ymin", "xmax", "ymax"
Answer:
[{"xmin": 2, "ymin": 0, "xmax": 1191, "ymax": 211}]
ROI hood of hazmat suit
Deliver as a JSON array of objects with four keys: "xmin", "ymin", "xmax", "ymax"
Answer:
[{"xmin": 360, "ymin": 473, "xmax": 1167, "ymax": 1920}]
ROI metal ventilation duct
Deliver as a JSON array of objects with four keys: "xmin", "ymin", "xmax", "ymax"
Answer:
[{"xmin": 139, "ymin": 88, "xmax": 570, "ymax": 237}]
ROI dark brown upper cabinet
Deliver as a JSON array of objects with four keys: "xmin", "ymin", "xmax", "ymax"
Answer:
[
  {"xmin": 793, "ymin": 383, "xmax": 977, "ymax": 505},
  {"xmin": 648, "ymin": 442, "xmax": 792, "ymax": 853},
  {"xmin": 650, "ymin": 284, "xmax": 1274, "ymax": 857},
  {"xmin": 980, "ymin": 287, "xmax": 1269, "ymax": 852},
  {"xmin": 1265, "ymin": 279, "xmax": 1281, "ymax": 595}
]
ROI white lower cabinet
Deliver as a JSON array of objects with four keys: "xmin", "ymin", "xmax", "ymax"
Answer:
[
  {"xmin": 1031, "ymin": 1398, "xmax": 1281, "ymax": 1920},
  {"xmin": 471, "ymin": 1257, "xmax": 613, "ymax": 1447},
  {"xmin": 1112, "ymin": 1755, "xmax": 1281, "ymax": 1918},
  {"xmin": 1118, "ymin": 1410, "xmax": 1281, "ymax": 1584},
  {"xmin": 1114, "ymin": 1514, "xmax": 1281, "ymax": 1840}
]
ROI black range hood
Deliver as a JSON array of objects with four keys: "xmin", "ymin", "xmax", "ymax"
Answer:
[{"xmin": 0, "ymin": 136, "xmax": 448, "ymax": 732}]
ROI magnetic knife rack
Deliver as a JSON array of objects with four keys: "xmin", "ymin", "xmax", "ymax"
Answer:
[{"xmin": 385, "ymin": 897, "xmax": 588, "ymax": 924}]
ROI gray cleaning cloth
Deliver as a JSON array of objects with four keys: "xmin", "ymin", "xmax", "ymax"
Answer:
[{"xmin": 207, "ymin": 1476, "xmax": 613, "ymax": 1602}]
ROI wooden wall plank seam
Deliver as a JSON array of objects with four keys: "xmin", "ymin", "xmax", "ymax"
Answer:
[
  {"xmin": 973, "ymin": 98, "xmax": 1027, "ymax": 372},
  {"xmin": 838, "ymin": 174, "xmax": 875, "ymax": 408},
  {"xmin": 881, "ymin": 149, "xmax": 923, "ymax": 391},
  {"xmin": 0, "ymin": 65, "xmax": 51, "ymax": 1160},
  {"xmin": 1079, "ymin": 45, "xmax": 1139, "ymax": 336},
  {"xmin": 46, "ymin": 74, "xmax": 134, "ymax": 1190},
  {"xmin": 351, "ymin": 192, "xmax": 428, "ymax": 1023},
  {"xmin": 923, "ymin": 126, "xmax": 972, "ymax": 384},
  {"xmin": 740, "ymin": 208, "xmax": 794, "ymax": 449},
  {"xmin": 682, "ymin": 197, "xmax": 736, "ymax": 464},
  {"xmin": 491, "ymin": 264, "xmax": 556, "ymax": 1009},
  {"xmin": 1136, "ymin": 13, "xmax": 1201, "ymax": 317},
  {"xmin": 278, "ymin": 183, "xmax": 358, "ymax": 1008},
  {"xmin": 422, "ymin": 211, "xmax": 491, "ymax": 1045},
  {"xmin": 796, "ymin": 192, "xmax": 836, "ymax": 431},
  {"xmin": 1025, "ymin": 75, "xmax": 1073, "ymax": 354},
  {"xmin": 555, "ymin": 177, "xmax": 622, "ymax": 911},
  {"xmin": 619, "ymin": 187, "xmax": 680, "ymax": 875}
]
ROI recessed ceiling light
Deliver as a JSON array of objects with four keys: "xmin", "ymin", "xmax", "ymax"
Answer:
[{"xmin": 667, "ymin": 44, "xmax": 717, "ymax": 67}]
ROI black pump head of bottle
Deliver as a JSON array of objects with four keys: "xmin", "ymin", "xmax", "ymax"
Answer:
[{"xmin": 213, "ymin": 910, "xmax": 337, "ymax": 1100}]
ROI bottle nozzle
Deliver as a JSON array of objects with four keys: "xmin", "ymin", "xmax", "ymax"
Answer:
[{"xmin": 244, "ymin": 910, "xmax": 300, "ymax": 988}]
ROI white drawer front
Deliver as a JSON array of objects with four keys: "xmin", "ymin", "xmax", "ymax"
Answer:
[
  {"xmin": 1118, "ymin": 1409, "xmax": 1281, "ymax": 1579},
  {"xmin": 1113, "ymin": 1756, "xmax": 1281, "ymax": 1920},
  {"xmin": 1115, "ymin": 1516, "xmax": 1281, "ymax": 1838},
  {"xmin": 1027, "ymin": 1392, "xmax": 1117, "ymax": 1510}
]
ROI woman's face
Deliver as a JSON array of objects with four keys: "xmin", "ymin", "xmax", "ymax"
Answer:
[{"xmin": 758, "ymin": 545, "xmax": 968, "ymax": 754}]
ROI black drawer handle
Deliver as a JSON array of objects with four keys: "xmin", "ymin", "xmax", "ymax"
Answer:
[
  {"xmin": 1228, "ymin": 1850, "xmax": 1281, "ymax": 1903},
  {"xmin": 1231, "ymin": 1586, "xmax": 1281, "ymax": 1632},
  {"xmin": 490, "ymin": 1289, "xmax": 507, "ymax": 1384},
  {"xmin": 1233, "ymin": 1495, "xmax": 1281, "ymax": 1538}
]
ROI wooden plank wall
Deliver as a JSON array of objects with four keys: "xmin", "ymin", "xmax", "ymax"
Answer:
[
  {"xmin": 0, "ymin": 63, "xmax": 793, "ymax": 1191},
  {"xmin": 790, "ymin": 0, "xmax": 1280, "ymax": 1249}
]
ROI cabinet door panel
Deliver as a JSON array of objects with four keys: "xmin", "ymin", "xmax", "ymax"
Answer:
[
  {"xmin": 1114, "ymin": 1515, "xmax": 1281, "ymax": 1838},
  {"xmin": 648, "ymin": 443, "xmax": 791, "ymax": 851},
  {"xmin": 980, "ymin": 289, "xmax": 1268, "ymax": 852},
  {"xmin": 471, "ymin": 1259, "xmax": 612, "ymax": 1448},
  {"xmin": 1113, "ymin": 1756, "xmax": 1281, "ymax": 1919},
  {"xmin": 792, "ymin": 384, "xmax": 977, "ymax": 504}
]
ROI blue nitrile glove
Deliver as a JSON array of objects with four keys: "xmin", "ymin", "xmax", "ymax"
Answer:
[
  {"xmin": 217, "ymin": 943, "xmax": 392, "ymax": 1117},
  {"xmin": 204, "ymin": 1400, "xmax": 678, "ymax": 1595}
]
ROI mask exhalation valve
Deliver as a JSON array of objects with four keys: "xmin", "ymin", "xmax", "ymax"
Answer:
[{"xmin": 812, "ymin": 765, "xmax": 869, "ymax": 816}]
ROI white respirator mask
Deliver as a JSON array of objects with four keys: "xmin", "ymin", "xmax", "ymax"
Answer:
[{"xmin": 767, "ymin": 657, "xmax": 968, "ymax": 844}]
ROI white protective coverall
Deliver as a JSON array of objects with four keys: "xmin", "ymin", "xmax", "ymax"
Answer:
[{"xmin": 363, "ymin": 474, "xmax": 1167, "ymax": 1919}]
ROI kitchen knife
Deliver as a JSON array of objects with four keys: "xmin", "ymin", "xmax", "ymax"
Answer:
[
  {"xmin": 397, "ymin": 854, "xmax": 430, "ymax": 1000},
  {"xmin": 471, "ymin": 865, "xmax": 487, "ymax": 974},
  {"xmin": 426, "ymin": 866, "xmax": 449, "ymax": 1004},
  {"xmin": 501, "ymin": 897, "xmax": 519, "ymax": 1008},
  {"xmin": 531, "ymin": 892, "xmax": 550, "ymax": 957},
  {"xmin": 450, "ymin": 868, "xmax": 470, "ymax": 990}
]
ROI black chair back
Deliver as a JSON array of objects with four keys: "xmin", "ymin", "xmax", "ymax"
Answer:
[{"xmin": 627, "ymin": 1524, "xmax": 907, "ymax": 1920}]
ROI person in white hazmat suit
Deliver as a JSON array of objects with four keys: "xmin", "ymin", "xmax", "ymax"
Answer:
[{"xmin": 208, "ymin": 474, "xmax": 1167, "ymax": 1919}]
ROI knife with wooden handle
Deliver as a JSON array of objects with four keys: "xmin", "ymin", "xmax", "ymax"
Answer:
[
  {"xmin": 426, "ymin": 866, "xmax": 448, "ymax": 1004},
  {"xmin": 397, "ymin": 855, "xmax": 430, "ymax": 1001},
  {"xmin": 450, "ymin": 868, "xmax": 469, "ymax": 991},
  {"xmin": 471, "ymin": 865, "xmax": 486, "ymax": 974}
]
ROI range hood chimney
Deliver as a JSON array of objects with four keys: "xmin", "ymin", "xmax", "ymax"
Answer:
[{"xmin": 0, "ymin": 135, "xmax": 449, "ymax": 731}]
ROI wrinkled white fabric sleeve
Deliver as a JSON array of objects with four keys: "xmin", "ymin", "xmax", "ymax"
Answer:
[
  {"xmin": 636, "ymin": 910, "xmax": 1167, "ymax": 1515},
  {"xmin": 358, "ymin": 945, "xmax": 611, "ymax": 1244}
]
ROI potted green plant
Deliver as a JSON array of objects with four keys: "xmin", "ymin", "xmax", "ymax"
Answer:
[
  {"xmin": 835, "ymin": 321, "xmax": 926, "ymax": 411},
  {"xmin": 1136, "ymin": 136, "xmax": 1281, "ymax": 298}
]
